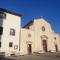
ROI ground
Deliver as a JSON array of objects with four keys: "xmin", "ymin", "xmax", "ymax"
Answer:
[{"xmin": 0, "ymin": 52, "xmax": 60, "ymax": 60}]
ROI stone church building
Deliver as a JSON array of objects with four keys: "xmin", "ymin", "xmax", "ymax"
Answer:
[
  {"xmin": 0, "ymin": 8, "xmax": 60, "ymax": 56},
  {"xmin": 20, "ymin": 18, "xmax": 60, "ymax": 55}
]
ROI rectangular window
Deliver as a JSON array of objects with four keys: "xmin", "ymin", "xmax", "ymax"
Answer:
[
  {"xmin": 0, "ymin": 11, "xmax": 6, "ymax": 19},
  {"xmin": 0, "ymin": 27, "xmax": 3, "ymax": 35},
  {"xmin": 0, "ymin": 42, "xmax": 1, "ymax": 48},
  {"xmin": 10, "ymin": 28, "xmax": 15, "ymax": 36},
  {"xmin": 9, "ymin": 42, "xmax": 13, "ymax": 47}
]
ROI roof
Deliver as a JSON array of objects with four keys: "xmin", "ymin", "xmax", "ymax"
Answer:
[
  {"xmin": 0, "ymin": 8, "xmax": 22, "ymax": 17},
  {"xmin": 23, "ymin": 20, "xmax": 34, "ymax": 28}
]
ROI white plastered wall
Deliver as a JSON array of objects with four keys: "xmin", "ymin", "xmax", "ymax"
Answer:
[{"xmin": 0, "ymin": 12, "xmax": 21, "ymax": 55}]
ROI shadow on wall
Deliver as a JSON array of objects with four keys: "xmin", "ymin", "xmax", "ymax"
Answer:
[{"xmin": 0, "ymin": 11, "xmax": 5, "ymax": 44}]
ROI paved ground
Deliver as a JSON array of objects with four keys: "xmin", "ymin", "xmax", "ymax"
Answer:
[{"xmin": 0, "ymin": 52, "xmax": 60, "ymax": 60}]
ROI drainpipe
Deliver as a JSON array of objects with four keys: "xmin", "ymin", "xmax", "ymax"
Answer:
[
  {"xmin": 19, "ymin": 29, "xmax": 21, "ymax": 51},
  {"xmin": 19, "ymin": 19, "xmax": 21, "ymax": 52}
]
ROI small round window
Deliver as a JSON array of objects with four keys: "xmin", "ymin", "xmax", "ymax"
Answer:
[{"xmin": 42, "ymin": 26, "xmax": 45, "ymax": 31}]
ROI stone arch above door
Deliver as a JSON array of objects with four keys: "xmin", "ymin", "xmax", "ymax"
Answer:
[{"xmin": 40, "ymin": 35, "xmax": 48, "ymax": 40}]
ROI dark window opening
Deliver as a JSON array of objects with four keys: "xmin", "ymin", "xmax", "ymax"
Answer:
[
  {"xmin": 0, "ymin": 42, "xmax": 1, "ymax": 48},
  {"xmin": 9, "ymin": 42, "xmax": 13, "ymax": 47},
  {"xmin": 0, "ymin": 11, "xmax": 6, "ymax": 19},
  {"xmin": 54, "ymin": 37, "xmax": 56, "ymax": 40},
  {"xmin": 10, "ymin": 28, "xmax": 15, "ymax": 36},
  {"xmin": 0, "ymin": 27, "xmax": 3, "ymax": 35}
]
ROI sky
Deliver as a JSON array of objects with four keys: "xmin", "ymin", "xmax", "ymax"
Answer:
[{"xmin": 0, "ymin": 0, "xmax": 60, "ymax": 34}]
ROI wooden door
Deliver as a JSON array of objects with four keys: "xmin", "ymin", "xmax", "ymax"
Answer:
[
  {"xmin": 42, "ymin": 40, "xmax": 47, "ymax": 52},
  {"xmin": 27, "ymin": 44, "xmax": 32, "ymax": 54}
]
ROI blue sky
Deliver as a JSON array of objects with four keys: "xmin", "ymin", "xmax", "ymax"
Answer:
[{"xmin": 0, "ymin": 0, "xmax": 60, "ymax": 34}]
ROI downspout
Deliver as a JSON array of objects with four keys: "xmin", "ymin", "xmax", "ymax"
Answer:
[
  {"xmin": 19, "ymin": 18, "xmax": 21, "ymax": 52},
  {"xmin": 19, "ymin": 28, "xmax": 21, "ymax": 51}
]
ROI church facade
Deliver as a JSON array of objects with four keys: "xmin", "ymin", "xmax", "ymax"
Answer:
[{"xmin": 20, "ymin": 18, "xmax": 60, "ymax": 55}]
